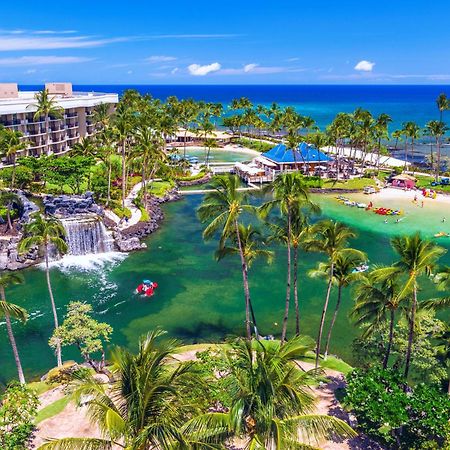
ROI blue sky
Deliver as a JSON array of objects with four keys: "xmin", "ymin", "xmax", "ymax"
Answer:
[{"xmin": 1, "ymin": 0, "xmax": 449, "ymax": 85}]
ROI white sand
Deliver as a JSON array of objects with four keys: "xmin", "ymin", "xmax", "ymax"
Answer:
[{"xmin": 375, "ymin": 187, "xmax": 450, "ymax": 206}]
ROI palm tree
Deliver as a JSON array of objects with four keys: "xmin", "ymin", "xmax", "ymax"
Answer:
[
  {"xmin": 204, "ymin": 137, "xmax": 218, "ymax": 168},
  {"xmin": 402, "ymin": 121, "xmax": 421, "ymax": 173},
  {"xmin": 260, "ymin": 173, "xmax": 312, "ymax": 343},
  {"xmin": 19, "ymin": 214, "xmax": 68, "ymax": 367},
  {"xmin": 0, "ymin": 191, "xmax": 20, "ymax": 231},
  {"xmin": 113, "ymin": 105, "xmax": 134, "ymax": 208},
  {"xmin": 391, "ymin": 129, "xmax": 403, "ymax": 151},
  {"xmin": 134, "ymin": 124, "xmax": 165, "ymax": 200},
  {"xmin": 351, "ymin": 266, "xmax": 405, "ymax": 369},
  {"xmin": 436, "ymin": 93, "xmax": 449, "ymax": 123},
  {"xmin": 425, "ymin": 120, "xmax": 448, "ymax": 181},
  {"xmin": 309, "ymin": 250, "xmax": 365, "ymax": 359},
  {"xmin": 39, "ymin": 330, "xmax": 224, "ymax": 449},
  {"xmin": 389, "ymin": 233, "xmax": 446, "ymax": 378},
  {"xmin": 29, "ymin": 89, "xmax": 63, "ymax": 156},
  {"xmin": 192, "ymin": 336, "xmax": 356, "ymax": 448},
  {"xmin": 0, "ymin": 272, "xmax": 27, "ymax": 384},
  {"xmin": 92, "ymin": 103, "xmax": 111, "ymax": 131},
  {"xmin": 216, "ymin": 224, "xmax": 274, "ymax": 336},
  {"xmin": 198, "ymin": 174, "xmax": 256, "ymax": 340},
  {"xmin": 95, "ymin": 127, "xmax": 116, "ymax": 206},
  {"xmin": 374, "ymin": 113, "xmax": 392, "ymax": 170},
  {"xmin": 303, "ymin": 220, "xmax": 360, "ymax": 368},
  {"xmin": 0, "ymin": 128, "xmax": 28, "ymax": 188}
]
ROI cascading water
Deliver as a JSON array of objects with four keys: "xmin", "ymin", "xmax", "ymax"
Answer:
[{"xmin": 60, "ymin": 214, "xmax": 115, "ymax": 256}]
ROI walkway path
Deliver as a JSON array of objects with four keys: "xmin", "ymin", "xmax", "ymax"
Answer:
[{"xmin": 104, "ymin": 178, "xmax": 161, "ymax": 231}]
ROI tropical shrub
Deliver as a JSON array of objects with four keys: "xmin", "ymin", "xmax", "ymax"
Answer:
[
  {"xmin": 344, "ymin": 367, "xmax": 450, "ymax": 448},
  {"xmin": 0, "ymin": 166, "xmax": 34, "ymax": 190},
  {"xmin": 0, "ymin": 382, "xmax": 39, "ymax": 450}
]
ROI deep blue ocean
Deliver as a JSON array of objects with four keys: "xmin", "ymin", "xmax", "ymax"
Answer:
[{"xmin": 22, "ymin": 84, "xmax": 450, "ymax": 159}]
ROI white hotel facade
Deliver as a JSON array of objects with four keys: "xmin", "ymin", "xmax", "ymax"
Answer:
[{"xmin": 0, "ymin": 83, "xmax": 118, "ymax": 161}]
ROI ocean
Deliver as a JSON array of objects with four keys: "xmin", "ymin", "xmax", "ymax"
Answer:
[{"xmin": 22, "ymin": 84, "xmax": 450, "ymax": 160}]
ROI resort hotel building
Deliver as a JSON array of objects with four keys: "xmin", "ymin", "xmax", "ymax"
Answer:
[{"xmin": 0, "ymin": 83, "xmax": 118, "ymax": 162}]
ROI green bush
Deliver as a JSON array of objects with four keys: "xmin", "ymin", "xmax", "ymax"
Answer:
[
  {"xmin": 176, "ymin": 171, "xmax": 208, "ymax": 182},
  {"xmin": 344, "ymin": 367, "xmax": 450, "ymax": 449},
  {"xmin": 113, "ymin": 206, "xmax": 132, "ymax": 219},
  {"xmin": 0, "ymin": 382, "xmax": 39, "ymax": 449},
  {"xmin": 0, "ymin": 166, "xmax": 34, "ymax": 190}
]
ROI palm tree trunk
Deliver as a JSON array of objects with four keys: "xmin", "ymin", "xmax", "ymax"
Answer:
[
  {"xmin": 45, "ymin": 245, "xmax": 62, "ymax": 367},
  {"xmin": 106, "ymin": 157, "xmax": 112, "ymax": 207},
  {"xmin": 184, "ymin": 129, "xmax": 188, "ymax": 159},
  {"xmin": 281, "ymin": 211, "xmax": 292, "ymax": 343},
  {"xmin": 122, "ymin": 140, "xmax": 126, "ymax": 208},
  {"xmin": 6, "ymin": 202, "xmax": 13, "ymax": 231},
  {"xmin": 324, "ymin": 284, "xmax": 342, "ymax": 359},
  {"xmin": 1, "ymin": 286, "xmax": 26, "ymax": 384},
  {"xmin": 235, "ymin": 220, "xmax": 252, "ymax": 340},
  {"xmin": 315, "ymin": 262, "xmax": 334, "ymax": 368},
  {"xmin": 11, "ymin": 158, "xmax": 16, "ymax": 190},
  {"xmin": 45, "ymin": 114, "xmax": 50, "ymax": 156},
  {"xmin": 404, "ymin": 285, "xmax": 417, "ymax": 378},
  {"xmin": 293, "ymin": 245, "xmax": 300, "ymax": 336},
  {"xmin": 436, "ymin": 137, "xmax": 441, "ymax": 182},
  {"xmin": 383, "ymin": 309, "xmax": 395, "ymax": 369}
]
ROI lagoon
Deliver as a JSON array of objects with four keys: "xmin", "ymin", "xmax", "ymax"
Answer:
[{"xmin": 1, "ymin": 152, "xmax": 449, "ymax": 384}]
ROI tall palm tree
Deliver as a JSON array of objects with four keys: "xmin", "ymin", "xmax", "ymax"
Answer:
[
  {"xmin": 39, "ymin": 330, "xmax": 224, "ymax": 449},
  {"xmin": 436, "ymin": 93, "xmax": 449, "ymax": 123},
  {"xmin": 0, "ymin": 191, "xmax": 20, "ymax": 231},
  {"xmin": 0, "ymin": 128, "xmax": 28, "ymax": 188},
  {"xmin": 134, "ymin": 124, "xmax": 165, "ymax": 200},
  {"xmin": 351, "ymin": 266, "xmax": 405, "ymax": 369},
  {"xmin": 402, "ymin": 121, "xmax": 421, "ymax": 173},
  {"xmin": 113, "ymin": 105, "xmax": 134, "ymax": 208},
  {"xmin": 30, "ymin": 89, "xmax": 64, "ymax": 156},
  {"xmin": 0, "ymin": 272, "xmax": 27, "ymax": 384},
  {"xmin": 198, "ymin": 174, "xmax": 256, "ymax": 340},
  {"xmin": 19, "ymin": 214, "xmax": 68, "ymax": 367},
  {"xmin": 374, "ymin": 113, "xmax": 392, "ymax": 170},
  {"xmin": 95, "ymin": 127, "xmax": 116, "ymax": 206},
  {"xmin": 204, "ymin": 137, "xmax": 218, "ymax": 168},
  {"xmin": 260, "ymin": 173, "xmax": 312, "ymax": 343},
  {"xmin": 192, "ymin": 336, "xmax": 356, "ymax": 448},
  {"xmin": 216, "ymin": 224, "xmax": 274, "ymax": 336},
  {"xmin": 92, "ymin": 103, "xmax": 111, "ymax": 131},
  {"xmin": 303, "ymin": 220, "xmax": 360, "ymax": 368},
  {"xmin": 390, "ymin": 233, "xmax": 446, "ymax": 378},
  {"xmin": 425, "ymin": 120, "xmax": 448, "ymax": 181},
  {"xmin": 309, "ymin": 250, "xmax": 365, "ymax": 359}
]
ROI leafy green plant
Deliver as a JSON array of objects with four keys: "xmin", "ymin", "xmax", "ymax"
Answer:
[{"xmin": 0, "ymin": 382, "xmax": 39, "ymax": 449}]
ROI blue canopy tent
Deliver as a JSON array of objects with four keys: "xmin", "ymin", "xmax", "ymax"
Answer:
[{"xmin": 260, "ymin": 143, "xmax": 332, "ymax": 173}]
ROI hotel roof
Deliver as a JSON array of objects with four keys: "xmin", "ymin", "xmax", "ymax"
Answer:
[
  {"xmin": 0, "ymin": 90, "xmax": 118, "ymax": 115},
  {"xmin": 262, "ymin": 143, "xmax": 332, "ymax": 164}
]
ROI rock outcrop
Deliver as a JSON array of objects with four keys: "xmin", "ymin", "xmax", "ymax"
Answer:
[
  {"xmin": 44, "ymin": 191, "xmax": 103, "ymax": 217},
  {"xmin": 0, "ymin": 235, "xmax": 40, "ymax": 270}
]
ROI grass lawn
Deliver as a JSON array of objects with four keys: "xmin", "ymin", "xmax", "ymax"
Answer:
[
  {"xmin": 35, "ymin": 396, "xmax": 71, "ymax": 424},
  {"xmin": 321, "ymin": 177, "xmax": 376, "ymax": 191},
  {"xmin": 28, "ymin": 381, "xmax": 55, "ymax": 395},
  {"xmin": 148, "ymin": 180, "xmax": 175, "ymax": 198}
]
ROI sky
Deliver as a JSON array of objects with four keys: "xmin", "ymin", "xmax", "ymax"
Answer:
[{"xmin": 1, "ymin": 0, "xmax": 450, "ymax": 85}]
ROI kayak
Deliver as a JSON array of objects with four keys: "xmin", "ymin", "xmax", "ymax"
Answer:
[{"xmin": 136, "ymin": 281, "xmax": 158, "ymax": 297}]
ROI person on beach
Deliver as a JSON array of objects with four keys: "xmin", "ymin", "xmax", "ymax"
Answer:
[
  {"xmin": 421, "ymin": 200, "xmax": 424, "ymax": 208},
  {"xmin": 442, "ymin": 217, "xmax": 446, "ymax": 223}
]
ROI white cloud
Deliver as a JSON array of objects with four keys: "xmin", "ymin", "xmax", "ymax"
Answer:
[
  {"xmin": 33, "ymin": 30, "xmax": 77, "ymax": 35},
  {"xmin": 286, "ymin": 57, "xmax": 300, "ymax": 62},
  {"xmin": 171, "ymin": 67, "xmax": 179, "ymax": 75},
  {"xmin": 146, "ymin": 55, "xmax": 177, "ymax": 63},
  {"xmin": 354, "ymin": 60, "xmax": 375, "ymax": 72},
  {"xmin": 0, "ymin": 35, "xmax": 131, "ymax": 51},
  {"xmin": 25, "ymin": 68, "xmax": 36, "ymax": 74},
  {"xmin": 0, "ymin": 56, "xmax": 92, "ymax": 66},
  {"xmin": 243, "ymin": 63, "xmax": 258, "ymax": 73},
  {"xmin": 149, "ymin": 34, "xmax": 239, "ymax": 39},
  {"xmin": 188, "ymin": 62, "xmax": 221, "ymax": 76},
  {"xmin": 127, "ymin": 70, "xmax": 133, "ymax": 74}
]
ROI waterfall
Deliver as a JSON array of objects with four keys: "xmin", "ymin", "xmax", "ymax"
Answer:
[{"xmin": 61, "ymin": 214, "xmax": 115, "ymax": 256}]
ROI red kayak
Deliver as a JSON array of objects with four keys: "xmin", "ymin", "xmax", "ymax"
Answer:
[{"xmin": 136, "ymin": 282, "xmax": 158, "ymax": 297}]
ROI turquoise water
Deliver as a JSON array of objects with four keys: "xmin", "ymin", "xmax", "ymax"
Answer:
[{"xmin": 1, "ymin": 157, "xmax": 450, "ymax": 384}]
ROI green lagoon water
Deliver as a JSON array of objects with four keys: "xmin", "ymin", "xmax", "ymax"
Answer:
[{"xmin": 1, "ymin": 157, "xmax": 450, "ymax": 383}]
